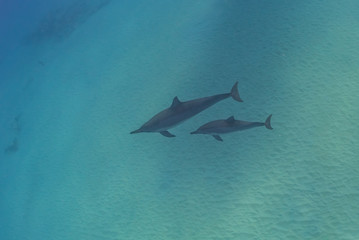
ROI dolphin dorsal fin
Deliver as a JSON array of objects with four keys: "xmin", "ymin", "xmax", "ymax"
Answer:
[
  {"xmin": 226, "ymin": 116, "xmax": 235, "ymax": 123},
  {"xmin": 170, "ymin": 96, "xmax": 181, "ymax": 108}
]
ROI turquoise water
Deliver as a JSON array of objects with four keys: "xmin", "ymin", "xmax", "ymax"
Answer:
[{"xmin": 1, "ymin": 0, "xmax": 359, "ymax": 239}]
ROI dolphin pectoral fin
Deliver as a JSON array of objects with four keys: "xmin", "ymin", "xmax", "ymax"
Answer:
[
  {"xmin": 213, "ymin": 135, "xmax": 223, "ymax": 141},
  {"xmin": 160, "ymin": 131, "xmax": 176, "ymax": 137}
]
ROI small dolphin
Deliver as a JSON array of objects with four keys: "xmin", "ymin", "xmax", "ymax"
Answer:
[
  {"xmin": 191, "ymin": 114, "xmax": 273, "ymax": 141},
  {"xmin": 131, "ymin": 82, "xmax": 243, "ymax": 137}
]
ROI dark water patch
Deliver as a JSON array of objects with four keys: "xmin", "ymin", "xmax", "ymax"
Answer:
[
  {"xmin": 4, "ymin": 138, "xmax": 18, "ymax": 154},
  {"xmin": 38, "ymin": 60, "xmax": 45, "ymax": 66},
  {"xmin": 23, "ymin": 77, "xmax": 34, "ymax": 91},
  {"xmin": 23, "ymin": 0, "xmax": 111, "ymax": 44}
]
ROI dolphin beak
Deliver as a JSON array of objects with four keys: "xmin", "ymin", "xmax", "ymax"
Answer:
[
  {"xmin": 190, "ymin": 131, "xmax": 198, "ymax": 134},
  {"xmin": 130, "ymin": 129, "xmax": 142, "ymax": 134}
]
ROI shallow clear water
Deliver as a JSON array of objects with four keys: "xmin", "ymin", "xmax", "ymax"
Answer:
[{"xmin": 1, "ymin": 0, "xmax": 358, "ymax": 239}]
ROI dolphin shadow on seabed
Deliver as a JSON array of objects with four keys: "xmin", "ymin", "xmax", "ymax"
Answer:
[
  {"xmin": 130, "ymin": 82, "xmax": 243, "ymax": 137},
  {"xmin": 4, "ymin": 138, "xmax": 19, "ymax": 154}
]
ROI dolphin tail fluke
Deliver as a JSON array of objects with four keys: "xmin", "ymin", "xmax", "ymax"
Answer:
[
  {"xmin": 230, "ymin": 82, "xmax": 243, "ymax": 102},
  {"xmin": 264, "ymin": 114, "xmax": 273, "ymax": 130}
]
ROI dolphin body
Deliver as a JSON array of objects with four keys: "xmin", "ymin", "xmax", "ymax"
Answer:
[
  {"xmin": 131, "ymin": 82, "xmax": 243, "ymax": 137},
  {"xmin": 191, "ymin": 114, "xmax": 273, "ymax": 141}
]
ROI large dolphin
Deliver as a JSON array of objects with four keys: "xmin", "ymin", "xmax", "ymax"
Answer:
[
  {"xmin": 131, "ymin": 82, "xmax": 243, "ymax": 137},
  {"xmin": 191, "ymin": 114, "xmax": 273, "ymax": 141}
]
